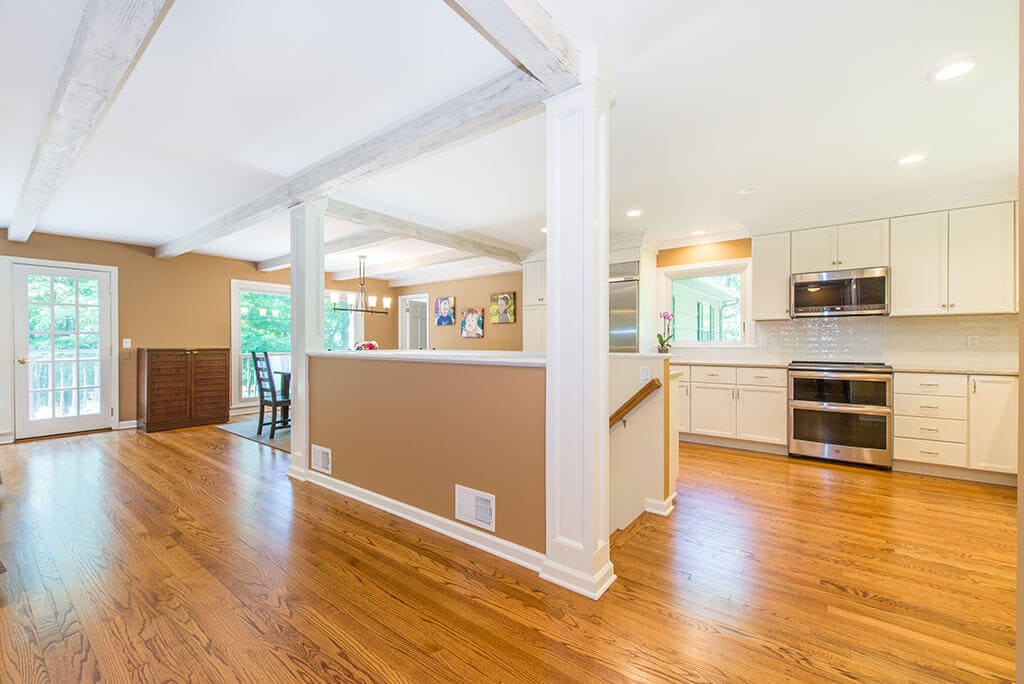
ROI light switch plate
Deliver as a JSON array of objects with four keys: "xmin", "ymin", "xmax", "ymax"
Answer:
[
  {"xmin": 640, "ymin": 367, "xmax": 652, "ymax": 382},
  {"xmin": 122, "ymin": 338, "xmax": 132, "ymax": 349}
]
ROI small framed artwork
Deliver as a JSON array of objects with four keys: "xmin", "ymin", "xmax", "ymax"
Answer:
[
  {"xmin": 434, "ymin": 296, "xmax": 455, "ymax": 326},
  {"xmin": 489, "ymin": 292, "xmax": 516, "ymax": 324},
  {"xmin": 461, "ymin": 308, "xmax": 484, "ymax": 338}
]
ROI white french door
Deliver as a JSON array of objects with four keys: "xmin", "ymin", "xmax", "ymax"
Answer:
[{"xmin": 13, "ymin": 264, "xmax": 113, "ymax": 438}]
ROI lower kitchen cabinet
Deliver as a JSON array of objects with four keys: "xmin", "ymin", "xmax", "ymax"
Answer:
[
  {"xmin": 968, "ymin": 375, "xmax": 1018, "ymax": 473},
  {"xmin": 691, "ymin": 383, "xmax": 737, "ymax": 437},
  {"xmin": 522, "ymin": 305, "xmax": 546, "ymax": 352},
  {"xmin": 677, "ymin": 382, "xmax": 691, "ymax": 433},
  {"xmin": 736, "ymin": 386, "xmax": 788, "ymax": 445}
]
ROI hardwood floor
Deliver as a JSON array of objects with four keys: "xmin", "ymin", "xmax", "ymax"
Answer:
[{"xmin": 0, "ymin": 430, "xmax": 1015, "ymax": 682}]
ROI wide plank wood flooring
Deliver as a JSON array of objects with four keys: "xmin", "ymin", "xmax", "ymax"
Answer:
[{"xmin": 0, "ymin": 429, "xmax": 1015, "ymax": 682}]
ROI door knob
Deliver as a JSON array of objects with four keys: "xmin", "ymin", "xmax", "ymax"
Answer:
[{"xmin": 17, "ymin": 357, "xmax": 27, "ymax": 365}]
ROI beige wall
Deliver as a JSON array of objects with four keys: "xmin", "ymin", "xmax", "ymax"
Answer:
[
  {"xmin": 308, "ymin": 356, "xmax": 546, "ymax": 552},
  {"xmin": 657, "ymin": 238, "xmax": 751, "ymax": 268},
  {"xmin": 390, "ymin": 271, "xmax": 523, "ymax": 350}
]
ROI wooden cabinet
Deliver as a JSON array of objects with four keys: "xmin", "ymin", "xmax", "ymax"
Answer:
[
  {"xmin": 790, "ymin": 220, "xmax": 889, "ymax": 274},
  {"xmin": 137, "ymin": 348, "xmax": 229, "ymax": 432},
  {"xmin": 690, "ymin": 383, "xmax": 737, "ymax": 438},
  {"xmin": 522, "ymin": 306, "xmax": 546, "ymax": 352},
  {"xmin": 968, "ymin": 375, "xmax": 1018, "ymax": 473},
  {"xmin": 752, "ymin": 233, "xmax": 791, "ymax": 320},
  {"xmin": 736, "ymin": 386, "xmax": 788, "ymax": 445}
]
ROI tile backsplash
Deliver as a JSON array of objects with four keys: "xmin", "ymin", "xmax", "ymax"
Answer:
[{"xmin": 672, "ymin": 314, "xmax": 1019, "ymax": 371}]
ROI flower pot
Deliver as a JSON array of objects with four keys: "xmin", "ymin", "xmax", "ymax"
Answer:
[{"xmin": 657, "ymin": 347, "xmax": 670, "ymax": 354}]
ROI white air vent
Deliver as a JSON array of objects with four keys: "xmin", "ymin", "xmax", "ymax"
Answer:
[
  {"xmin": 455, "ymin": 484, "xmax": 495, "ymax": 532},
  {"xmin": 310, "ymin": 444, "xmax": 332, "ymax": 474}
]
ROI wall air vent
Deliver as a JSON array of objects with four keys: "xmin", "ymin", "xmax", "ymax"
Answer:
[
  {"xmin": 455, "ymin": 484, "xmax": 495, "ymax": 532},
  {"xmin": 310, "ymin": 444, "xmax": 332, "ymax": 474}
]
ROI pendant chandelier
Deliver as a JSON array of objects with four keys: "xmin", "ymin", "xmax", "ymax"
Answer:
[{"xmin": 330, "ymin": 255, "xmax": 391, "ymax": 316}]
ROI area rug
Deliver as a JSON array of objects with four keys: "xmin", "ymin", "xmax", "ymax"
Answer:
[{"xmin": 217, "ymin": 419, "xmax": 291, "ymax": 453}]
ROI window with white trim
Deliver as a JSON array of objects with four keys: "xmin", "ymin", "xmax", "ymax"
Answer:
[{"xmin": 662, "ymin": 260, "xmax": 752, "ymax": 346}]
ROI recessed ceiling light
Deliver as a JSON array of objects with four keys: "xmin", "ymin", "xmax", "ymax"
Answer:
[
  {"xmin": 929, "ymin": 58, "xmax": 977, "ymax": 82},
  {"xmin": 692, "ymin": 230, "xmax": 707, "ymax": 236},
  {"xmin": 626, "ymin": 209, "xmax": 643, "ymax": 218},
  {"xmin": 540, "ymin": 227, "xmax": 547, "ymax": 233},
  {"xmin": 896, "ymin": 153, "xmax": 925, "ymax": 166},
  {"xmin": 737, "ymin": 186, "xmax": 760, "ymax": 195}
]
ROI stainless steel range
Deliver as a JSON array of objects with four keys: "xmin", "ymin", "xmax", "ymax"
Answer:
[{"xmin": 787, "ymin": 361, "xmax": 893, "ymax": 468}]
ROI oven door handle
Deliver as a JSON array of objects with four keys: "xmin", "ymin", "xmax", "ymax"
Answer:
[
  {"xmin": 789, "ymin": 371, "xmax": 892, "ymax": 382},
  {"xmin": 789, "ymin": 400, "xmax": 892, "ymax": 416}
]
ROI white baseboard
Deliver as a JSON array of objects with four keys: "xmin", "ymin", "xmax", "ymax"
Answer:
[
  {"xmin": 539, "ymin": 558, "xmax": 617, "ymax": 600},
  {"xmin": 230, "ymin": 405, "xmax": 260, "ymax": 418},
  {"xmin": 287, "ymin": 465, "xmax": 308, "ymax": 482},
  {"xmin": 680, "ymin": 432, "xmax": 788, "ymax": 455},
  {"xmin": 644, "ymin": 494, "xmax": 676, "ymax": 516},
  {"xmin": 894, "ymin": 460, "xmax": 1017, "ymax": 487},
  {"xmin": 0, "ymin": 430, "xmax": 12, "ymax": 445},
  {"xmin": 303, "ymin": 470, "xmax": 545, "ymax": 573},
  {"xmin": 116, "ymin": 420, "xmax": 137, "ymax": 430}
]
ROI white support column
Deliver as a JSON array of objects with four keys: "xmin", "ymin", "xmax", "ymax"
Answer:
[
  {"xmin": 540, "ymin": 77, "xmax": 615, "ymax": 599},
  {"xmin": 287, "ymin": 199, "xmax": 327, "ymax": 481}
]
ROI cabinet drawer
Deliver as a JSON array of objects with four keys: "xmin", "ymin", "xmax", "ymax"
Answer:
[
  {"xmin": 894, "ymin": 416, "xmax": 967, "ymax": 444},
  {"xmin": 894, "ymin": 437, "xmax": 968, "ymax": 467},
  {"xmin": 894, "ymin": 394, "xmax": 967, "ymax": 420},
  {"xmin": 894, "ymin": 373, "xmax": 967, "ymax": 397},
  {"xmin": 736, "ymin": 367, "xmax": 787, "ymax": 387},
  {"xmin": 670, "ymin": 365, "xmax": 691, "ymax": 382},
  {"xmin": 691, "ymin": 366, "xmax": 737, "ymax": 384}
]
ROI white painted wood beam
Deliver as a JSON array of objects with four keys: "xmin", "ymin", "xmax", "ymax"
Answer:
[
  {"xmin": 331, "ymin": 249, "xmax": 476, "ymax": 281},
  {"xmin": 326, "ymin": 200, "xmax": 522, "ymax": 265},
  {"xmin": 256, "ymin": 229, "xmax": 396, "ymax": 272},
  {"xmin": 7, "ymin": 0, "xmax": 170, "ymax": 242},
  {"xmin": 156, "ymin": 68, "xmax": 546, "ymax": 259},
  {"xmin": 444, "ymin": 0, "xmax": 579, "ymax": 93}
]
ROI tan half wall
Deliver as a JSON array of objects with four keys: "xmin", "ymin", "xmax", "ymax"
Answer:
[
  {"xmin": 657, "ymin": 238, "xmax": 751, "ymax": 268},
  {"xmin": 308, "ymin": 355, "xmax": 546, "ymax": 552}
]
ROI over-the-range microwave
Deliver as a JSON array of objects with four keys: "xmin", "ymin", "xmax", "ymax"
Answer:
[{"xmin": 790, "ymin": 266, "xmax": 889, "ymax": 317}]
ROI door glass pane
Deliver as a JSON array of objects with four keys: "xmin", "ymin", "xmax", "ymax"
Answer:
[
  {"xmin": 53, "ymin": 277, "xmax": 76, "ymax": 303},
  {"xmin": 29, "ymin": 334, "xmax": 52, "ymax": 360},
  {"xmin": 28, "ymin": 275, "xmax": 51, "ymax": 302},
  {"xmin": 53, "ymin": 305, "xmax": 76, "ymax": 332},
  {"xmin": 54, "ymin": 334, "xmax": 76, "ymax": 359},
  {"xmin": 54, "ymin": 390, "xmax": 76, "ymax": 418},
  {"xmin": 54, "ymin": 361, "xmax": 75, "ymax": 389},
  {"xmin": 79, "ymin": 388, "xmax": 100, "ymax": 415},
  {"xmin": 30, "ymin": 391, "xmax": 53, "ymax": 420},
  {"xmin": 78, "ymin": 306, "xmax": 99, "ymax": 332},
  {"xmin": 29, "ymin": 305, "xmax": 52, "ymax": 331},
  {"xmin": 80, "ymin": 361, "xmax": 99, "ymax": 387},
  {"xmin": 77, "ymin": 278, "xmax": 99, "ymax": 305},
  {"xmin": 30, "ymin": 363, "xmax": 51, "ymax": 390},
  {"xmin": 78, "ymin": 334, "xmax": 99, "ymax": 359}
]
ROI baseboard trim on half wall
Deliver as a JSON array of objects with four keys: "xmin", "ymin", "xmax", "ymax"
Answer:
[
  {"xmin": 116, "ymin": 420, "xmax": 137, "ymax": 430},
  {"xmin": 644, "ymin": 494, "xmax": 676, "ymax": 516},
  {"xmin": 303, "ymin": 470, "xmax": 545, "ymax": 574},
  {"xmin": 0, "ymin": 430, "xmax": 12, "ymax": 445}
]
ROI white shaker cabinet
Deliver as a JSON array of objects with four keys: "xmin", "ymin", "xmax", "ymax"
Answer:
[
  {"xmin": 752, "ymin": 233, "xmax": 791, "ymax": 320},
  {"xmin": 677, "ymin": 382, "xmax": 691, "ymax": 433},
  {"xmin": 968, "ymin": 375, "xmax": 1018, "ymax": 474},
  {"xmin": 790, "ymin": 227, "xmax": 837, "ymax": 274},
  {"xmin": 790, "ymin": 220, "xmax": 889, "ymax": 274},
  {"xmin": 736, "ymin": 386, "xmax": 788, "ymax": 445},
  {"xmin": 690, "ymin": 383, "xmax": 737, "ymax": 438},
  {"xmin": 522, "ymin": 260, "xmax": 547, "ymax": 306},
  {"xmin": 890, "ymin": 211, "xmax": 949, "ymax": 316},
  {"xmin": 522, "ymin": 306, "xmax": 546, "ymax": 352},
  {"xmin": 948, "ymin": 203, "xmax": 1016, "ymax": 315}
]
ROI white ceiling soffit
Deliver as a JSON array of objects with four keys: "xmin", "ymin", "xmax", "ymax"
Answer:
[{"xmin": 385, "ymin": 256, "xmax": 523, "ymax": 288}]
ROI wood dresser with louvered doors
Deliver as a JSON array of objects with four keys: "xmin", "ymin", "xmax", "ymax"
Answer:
[{"xmin": 137, "ymin": 348, "xmax": 230, "ymax": 432}]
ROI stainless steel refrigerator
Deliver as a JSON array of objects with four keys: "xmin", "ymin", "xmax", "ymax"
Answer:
[{"xmin": 609, "ymin": 262, "xmax": 640, "ymax": 353}]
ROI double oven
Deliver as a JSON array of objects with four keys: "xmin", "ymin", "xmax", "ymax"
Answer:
[{"xmin": 787, "ymin": 361, "xmax": 893, "ymax": 468}]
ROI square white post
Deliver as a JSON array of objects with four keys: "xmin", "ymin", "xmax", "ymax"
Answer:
[
  {"xmin": 288, "ymin": 198, "xmax": 327, "ymax": 480},
  {"xmin": 541, "ymin": 77, "xmax": 616, "ymax": 599}
]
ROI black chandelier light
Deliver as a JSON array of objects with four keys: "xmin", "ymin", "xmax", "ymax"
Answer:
[{"xmin": 330, "ymin": 255, "xmax": 391, "ymax": 316}]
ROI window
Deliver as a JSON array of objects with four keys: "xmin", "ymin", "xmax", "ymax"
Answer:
[{"xmin": 663, "ymin": 261, "xmax": 751, "ymax": 345}]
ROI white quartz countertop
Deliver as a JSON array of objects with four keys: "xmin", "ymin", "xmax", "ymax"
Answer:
[
  {"xmin": 308, "ymin": 350, "xmax": 546, "ymax": 368},
  {"xmin": 669, "ymin": 359, "xmax": 1017, "ymax": 375},
  {"xmin": 892, "ymin": 366, "xmax": 1018, "ymax": 376},
  {"xmin": 670, "ymin": 360, "xmax": 789, "ymax": 369}
]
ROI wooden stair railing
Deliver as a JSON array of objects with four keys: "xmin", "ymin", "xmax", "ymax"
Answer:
[{"xmin": 609, "ymin": 378, "xmax": 662, "ymax": 427}]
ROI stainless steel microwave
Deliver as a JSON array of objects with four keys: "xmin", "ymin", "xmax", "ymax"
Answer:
[{"xmin": 790, "ymin": 267, "xmax": 889, "ymax": 317}]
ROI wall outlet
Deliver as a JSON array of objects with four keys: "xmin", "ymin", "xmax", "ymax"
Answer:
[
  {"xmin": 640, "ymin": 367, "xmax": 652, "ymax": 382},
  {"xmin": 967, "ymin": 335, "xmax": 980, "ymax": 349}
]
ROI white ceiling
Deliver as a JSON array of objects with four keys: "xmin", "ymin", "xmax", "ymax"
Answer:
[{"xmin": 1, "ymin": 0, "xmax": 1018, "ymax": 271}]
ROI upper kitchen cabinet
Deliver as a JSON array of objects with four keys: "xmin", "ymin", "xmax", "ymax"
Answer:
[
  {"xmin": 790, "ymin": 220, "xmax": 889, "ymax": 274},
  {"xmin": 522, "ymin": 259, "xmax": 547, "ymax": 306},
  {"xmin": 948, "ymin": 203, "xmax": 1016, "ymax": 315},
  {"xmin": 752, "ymin": 233, "xmax": 791, "ymax": 320},
  {"xmin": 891, "ymin": 202, "xmax": 1016, "ymax": 317}
]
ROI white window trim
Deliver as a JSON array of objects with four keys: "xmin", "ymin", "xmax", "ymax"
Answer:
[{"xmin": 657, "ymin": 258, "xmax": 755, "ymax": 348}]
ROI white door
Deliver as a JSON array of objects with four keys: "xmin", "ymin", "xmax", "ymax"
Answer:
[
  {"xmin": 790, "ymin": 226, "xmax": 837, "ymax": 274},
  {"xmin": 948, "ymin": 203, "xmax": 1016, "ymax": 315},
  {"xmin": 752, "ymin": 233, "xmax": 791, "ymax": 320},
  {"xmin": 836, "ymin": 219, "xmax": 889, "ymax": 270},
  {"xmin": 14, "ymin": 265, "xmax": 113, "ymax": 438},
  {"xmin": 690, "ymin": 383, "xmax": 736, "ymax": 438},
  {"xmin": 890, "ymin": 211, "xmax": 949, "ymax": 316},
  {"xmin": 402, "ymin": 298, "xmax": 429, "ymax": 350},
  {"xmin": 736, "ymin": 385, "xmax": 788, "ymax": 445},
  {"xmin": 522, "ymin": 305, "xmax": 546, "ymax": 352},
  {"xmin": 968, "ymin": 375, "xmax": 1018, "ymax": 474},
  {"xmin": 677, "ymin": 382, "xmax": 691, "ymax": 432}
]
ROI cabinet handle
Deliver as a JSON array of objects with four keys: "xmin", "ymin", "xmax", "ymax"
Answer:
[
  {"xmin": 754, "ymin": 375, "xmax": 769, "ymax": 379},
  {"xmin": 919, "ymin": 427, "xmax": 939, "ymax": 432},
  {"xmin": 837, "ymin": 260, "xmax": 843, "ymax": 265},
  {"xmin": 706, "ymin": 373, "xmax": 719, "ymax": 377},
  {"xmin": 940, "ymin": 303, "xmax": 948, "ymax": 308},
  {"xmin": 971, "ymin": 379, "xmax": 977, "ymax": 394},
  {"xmin": 919, "ymin": 405, "xmax": 939, "ymax": 410},
  {"xmin": 538, "ymin": 297, "xmax": 544, "ymax": 302},
  {"xmin": 949, "ymin": 303, "xmax": 956, "ymax": 308},
  {"xmin": 920, "ymin": 450, "xmax": 940, "ymax": 456},
  {"xmin": 919, "ymin": 383, "xmax": 939, "ymax": 388}
]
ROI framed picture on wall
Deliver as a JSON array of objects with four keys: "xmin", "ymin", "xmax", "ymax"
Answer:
[
  {"xmin": 460, "ymin": 308, "xmax": 484, "ymax": 338},
  {"xmin": 489, "ymin": 292, "xmax": 516, "ymax": 324},
  {"xmin": 434, "ymin": 296, "xmax": 455, "ymax": 326}
]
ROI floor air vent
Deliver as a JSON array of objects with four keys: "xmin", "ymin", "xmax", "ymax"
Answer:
[
  {"xmin": 455, "ymin": 485, "xmax": 495, "ymax": 532},
  {"xmin": 310, "ymin": 444, "xmax": 332, "ymax": 474}
]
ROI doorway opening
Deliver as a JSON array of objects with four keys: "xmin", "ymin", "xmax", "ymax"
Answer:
[{"xmin": 399, "ymin": 294, "xmax": 430, "ymax": 350}]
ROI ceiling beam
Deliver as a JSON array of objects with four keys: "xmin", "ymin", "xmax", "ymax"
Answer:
[
  {"xmin": 326, "ymin": 200, "xmax": 522, "ymax": 265},
  {"xmin": 331, "ymin": 249, "xmax": 477, "ymax": 281},
  {"xmin": 444, "ymin": 0, "xmax": 579, "ymax": 93},
  {"xmin": 256, "ymin": 229, "xmax": 396, "ymax": 272},
  {"xmin": 156, "ymin": 68, "xmax": 547, "ymax": 259},
  {"xmin": 7, "ymin": 0, "xmax": 171, "ymax": 242}
]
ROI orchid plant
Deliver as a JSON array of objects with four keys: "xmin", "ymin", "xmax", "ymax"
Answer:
[{"xmin": 657, "ymin": 311, "xmax": 675, "ymax": 349}]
